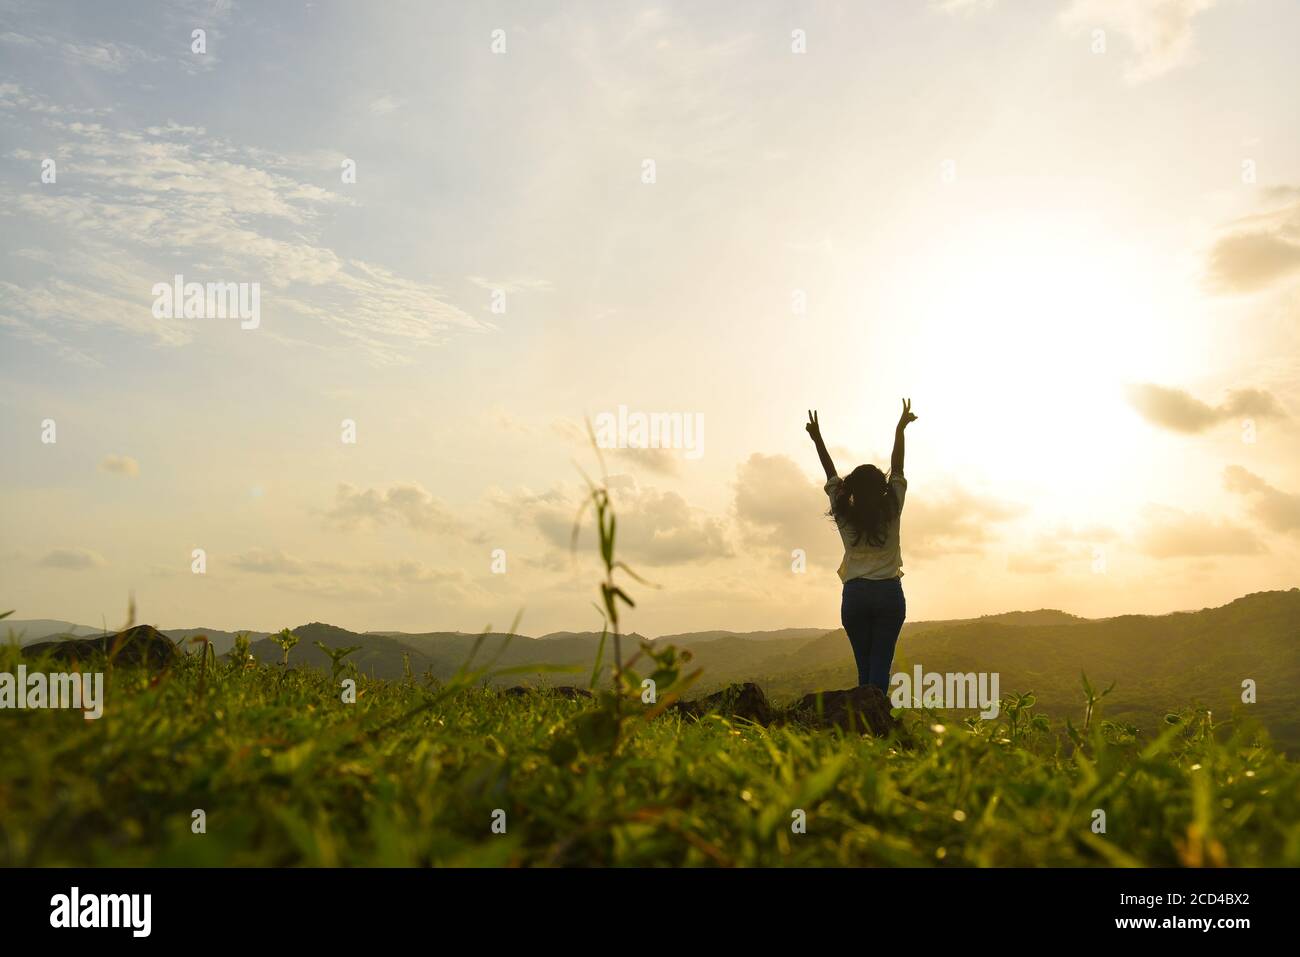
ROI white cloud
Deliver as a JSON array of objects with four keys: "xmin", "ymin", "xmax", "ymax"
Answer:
[
  {"xmin": 1224, "ymin": 467, "xmax": 1300, "ymax": 536},
  {"xmin": 1, "ymin": 104, "xmax": 487, "ymax": 364},
  {"xmin": 1125, "ymin": 382, "xmax": 1288, "ymax": 433},
  {"xmin": 504, "ymin": 477, "xmax": 732, "ymax": 566},
  {"xmin": 1060, "ymin": 0, "xmax": 1218, "ymax": 82},
  {"xmin": 324, "ymin": 482, "xmax": 478, "ymax": 539},
  {"xmin": 1135, "ymin": 504, "xmax": 1263, "ymax": 557},
  {"xmin": 732, "ymin": 453, "xmax": 1024, "ymax": 564},
  {"xmin": 1206, "ymin": 187, "xmax": 1300, "ymax": 293}
]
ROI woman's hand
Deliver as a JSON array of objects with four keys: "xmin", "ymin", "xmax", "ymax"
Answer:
[
  {"xmin": 806, "ymin": 409, "xmax": 822, "ymax": 439},
  {"xmin": 897, "ymin": 398, "xmax": 917, "ymax": 430},
  {"xmin": 807, "ymin": 410, "xmax": 836, "ymax": 479}
]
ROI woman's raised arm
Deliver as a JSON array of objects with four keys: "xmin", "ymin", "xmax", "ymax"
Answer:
[
  {"xmin": 890, "ymin": 398, "xmax": 917, "ymax": 476},
  {"xmin": 806, "ymin": 410, "xmax": 837, "ymax": 481}
]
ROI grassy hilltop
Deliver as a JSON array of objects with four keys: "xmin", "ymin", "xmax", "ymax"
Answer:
[
  {"xmin": 5, "ymin": 480, "xmax": 1297, "ymax": 867},
  {"xmin": 2, "ymin": 626, "xmax": 1297, "ymax": 867},
  {"xmin": 13, "ymin": 591, "xmax": 1296, "ymax": 754},
  {"xmin": 175, "ymin": 588, "xmax": 1298, "ymax": 754}
]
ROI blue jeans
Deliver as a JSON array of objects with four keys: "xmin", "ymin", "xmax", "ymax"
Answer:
[{"xmin": 841, "ymin": 577, "xmax": 906, "ymax": 691}]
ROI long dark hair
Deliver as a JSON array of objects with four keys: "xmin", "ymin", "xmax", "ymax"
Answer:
[{"xmin": 828, "ymin": 464, "xmax": 899, "ymax": 546}]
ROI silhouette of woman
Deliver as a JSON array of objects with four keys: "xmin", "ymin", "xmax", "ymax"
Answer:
[{"xmin": 805, "ymin": 400, "xmax": 916, "ymax": 692}]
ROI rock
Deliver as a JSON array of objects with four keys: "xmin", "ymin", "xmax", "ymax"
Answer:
[
  {"xmin": 792, "ymin": 685, "xmax": 897, "ymax": 736},
  {"xmin": 501, "ymin": 678, "xmax": 895, "ymax": 738},
  {"xmin": 504, "ymin": 685, "xmax": 593, "ymax": 699},
  {"xmin": 674, "ymin": 681, "xmax": 773, "ymax": 725},
  {"xmin": 22, "ymin": 625, "xmax": 178, "ymax": 671}
]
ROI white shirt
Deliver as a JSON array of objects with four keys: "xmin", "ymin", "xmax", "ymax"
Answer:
[{"xmin": 824, "ymin": 472, "xmax": 907, "ymax": 582}]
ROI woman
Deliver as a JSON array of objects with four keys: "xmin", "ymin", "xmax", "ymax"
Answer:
[{"xmin": 805, "ymin": 399, "xmax": 917, "ymax": 692}]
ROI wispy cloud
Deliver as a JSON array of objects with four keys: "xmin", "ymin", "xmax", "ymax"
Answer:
[
  {"xmin": 1224, "ymin": 467, "xmax": 1300, "ymax": 536},
  {"xmin": 1060, "ymin": 0, "xmax": 1219, "ymax": 82},
  {"xmin": 1135, "ymin": 504, "xmax": 1263, "ymax": 558},
  {"xmin": 1006, "ymin": 523, "xmax": 1117, "ymax": 575},
  {"xmin": 0, "ymin": 81, "xmax": 114, "ymax": 116},
  {"xmin": 231, "ymin": 547, "xmax": 470, "ymax": 593},
  {"xmin": 466, "ymin": 276, "xmax": 555, "ymax": 295},
  {"xmin": 98, "ymin": 454, "xmax": 139, "ymax": 476},
  {"xmin": 324, "ymin": 482, "xmax": 479, "ymax": 539},
  {"xmin": 731, "ymin": 453, "xmax": 1023, "ymax": 564},
  {"xmin": 939, "ymin": 0, "xmax": 1220, "ymax": 81},
  {"xmin": 1207, "ymin": 187, "xmax": 1300, "ymax": 293},
  {"xmin": 504, "ymin": 477, "xmax": 731, "ymax": 566},
  {"xmin": 0, "ymin": 31, "xmax": 161, "ymax": 74},
  {"xmin": 2, "ymin": 96, "xmax": 487, "ymax": 364},
  {"xmin": 933, "ymin": 0, "xmax": 998, "ymax": 13},
  {"xmin": 230, "ymin": 548, "xmax": 308, "ymax": 576},
  {"xmin": 902, "ymin": 486, "xmax": 1025, "ymax": 560},
  {"xmin": 39, "ymin": 547, "xmax": 107, "ymax": 570}
]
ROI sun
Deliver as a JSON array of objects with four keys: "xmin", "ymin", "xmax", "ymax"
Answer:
[{"xmin": 860, "ymin": 210, "xmax": 1174, "ymax": 513}]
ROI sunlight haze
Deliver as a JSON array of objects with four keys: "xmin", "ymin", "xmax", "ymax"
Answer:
[{"xmin": 2, "ymin": 0, "xmax": 1298, "ymax": 636}]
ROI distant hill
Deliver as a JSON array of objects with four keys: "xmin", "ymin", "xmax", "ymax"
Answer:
[
  {"xmin": 367, "ymin": 630, "xmax": 486, "ymax": 639},
  {"xmin": 254, "ymin": 623, "xmax": 657, "ymax": 685},
  {"xmin": 536, "ymin": 630, "xmax": 650, "ymax": 642},
  {"xmin": 167, "ymin": 628, "xmax": 270, "ymax": 655},
  {"xmin": 738, "ymin": 589, "xmax": 1300, "ymax": 753},
  {"xmin": 654, "ymin": 628, "xmax": 830, "ymax": 645},
  {"xmin": 373, "ymin": 628, "xmax": 657, "ymax": 644},
  {"xmin": 2, "ymin": 619, "xmax": 104, "ymax": 645},
  {"xmin": 250, "ymin": 623, "xmax": 434, "ymax": 676}
]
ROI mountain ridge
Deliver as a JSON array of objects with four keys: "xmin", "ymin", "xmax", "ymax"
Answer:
[
  {"xmin": 9, "ymin": 588, "xmax": 1298, "ymax": 755},
  {"xmin": 10, "ymin": 594, "xmax": 1270, "ymax": 650}
]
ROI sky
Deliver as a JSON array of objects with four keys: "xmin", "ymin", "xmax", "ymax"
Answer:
[{"xmin": 1, "ymin": 0, "xmax": 1298, "ymax": 638}]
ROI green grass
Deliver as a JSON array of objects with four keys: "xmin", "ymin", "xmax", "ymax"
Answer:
[
  {"xmin": 2, "ymin": 641, "xmax": 1297, "ymax": 866},
  {"xmin": 5, "ymin": 473, "xmax": 1297, "ymax": 867}
]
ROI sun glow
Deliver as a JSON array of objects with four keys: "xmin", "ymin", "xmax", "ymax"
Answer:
[{"xmin": 874, "ymin": 212, "xmax": 1168, "ymax": 514}]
